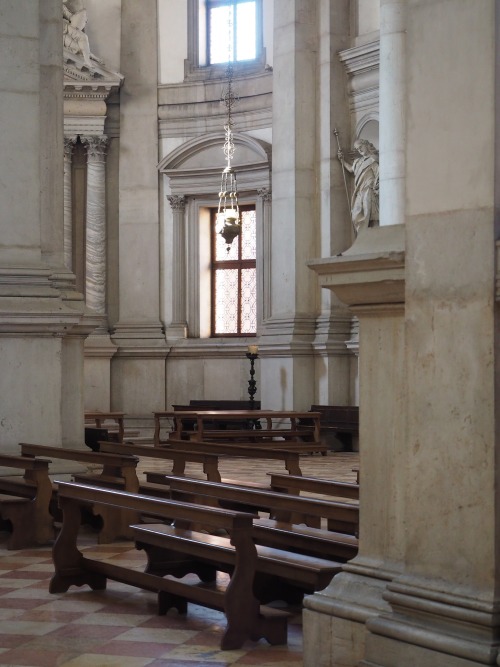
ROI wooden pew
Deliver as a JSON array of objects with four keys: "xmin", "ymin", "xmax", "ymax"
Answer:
[
  {"xmin": 85, "ymin": 411, "xmax": 125, "ymax": 442},
  {"xmin": 97, "ymin": 441, "xmax": 223, "ymax": 483},
  {"xmin": 0, "ymin": 453, "xmax": 54, "ymax": 549},
  {"xmin": 50, "ymin": 481, "xmax": 291, "ymax": 650},
  {"xmin": 147, "ymin": 474, "xmax": 358, "ymax": 567},
  {"xmin": 149, "ymin": 474, "xmax": 359, "ymax": 535},
  {"xmin": 268, "ymin": 473, "xmax": 359, "ymax": 501},
  {"xmin": 19, "ymin": 443, "xmax": 140, "ymax": 542},
  {"xmin": 165, "ymin": 438, "xmax": 305, "ymax": 476},
  {"xmin": 300, "ymin": 405, "xmax": 359, "ymax": 451}
]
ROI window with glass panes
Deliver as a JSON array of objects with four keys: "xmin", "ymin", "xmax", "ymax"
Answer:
[
  {"xmin": 207, "ymin": 0, "xmax": 259, "ymax": 65},
  {"xmin": 211, "ymin": 205, "xmax": 257, "ymax": 336}
]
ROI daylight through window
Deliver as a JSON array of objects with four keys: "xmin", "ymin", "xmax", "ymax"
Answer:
[
  {"xmin": 207, "ymin": 0, "xmax": 257, "ymax": 64},
  {"xmin": 211, "ymin": 206, "xmax": 257, "ymax": 336}
]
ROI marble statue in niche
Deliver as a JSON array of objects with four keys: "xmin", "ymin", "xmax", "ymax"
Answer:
[
  {"xmin": 338, "ymin": 139, "xmax": 379, "ymax": 235},
  {"xmin": 63, "ymin": 0, "xmax": 102, "ymax": 70}
]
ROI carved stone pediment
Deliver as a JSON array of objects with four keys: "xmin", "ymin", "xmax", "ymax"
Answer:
[
  {"xmin": 63, "ymin": 1, "xmax": 123, "ymax": 136},
  {"xmin": 64, "ymin": 56, "xmax": 123, "ymax": 137}
]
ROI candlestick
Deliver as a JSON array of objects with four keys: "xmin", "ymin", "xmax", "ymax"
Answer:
[{"xmin": 245, "ymin": 349, "xmax": 261, "ymax": 428}]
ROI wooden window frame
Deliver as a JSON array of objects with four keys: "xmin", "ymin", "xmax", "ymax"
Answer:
[{"xmin": 210, "ymin": 204, "xmax": 257, "ymax": 337}]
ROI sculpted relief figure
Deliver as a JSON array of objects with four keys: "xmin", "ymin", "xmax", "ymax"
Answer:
[
  {"xmin": 63, "ymin": 0, "xmax": 101, "ymax": 70},
  {"xmin": 338, "ymin": 139, "xmax": 379, "ymax": 236}
]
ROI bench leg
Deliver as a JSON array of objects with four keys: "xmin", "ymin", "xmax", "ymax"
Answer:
[
  {"xmin": 50, "ymin": 499, "xmax": 107, "ymax": 594},
  {"xmin": 250, "ymin": 608, "xmax": 289, "ymax": 646},
  {"xmin": 1, "ymin": 504, "xmax": 33, "ymax": 550},
  {"xmin": 158, "ymin": 591, "xmax": 187, "ymax": 615}
]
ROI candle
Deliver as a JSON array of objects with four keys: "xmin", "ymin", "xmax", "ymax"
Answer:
[{"xmin": 247, "ymin": 345, "xmax": 259, "ymax": 355}]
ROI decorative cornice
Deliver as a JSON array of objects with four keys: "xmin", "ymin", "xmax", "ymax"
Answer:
[
  {"xmin": 308, "ymin": 226, "xmax": 406, "ymax": 311},
  {"xmin": 338, "ymin": 40, "xmax": 380, "ymax": 77}
]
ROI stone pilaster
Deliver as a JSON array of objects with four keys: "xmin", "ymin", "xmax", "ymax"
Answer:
[
  {"xmin": 0, "ymin": 0, "xmax": 100, "ymax": 451},
  {"xmin": 166, "ymin": 195, "xmax": 187, "ymax": 339},
  {"xmin": 111, "ymin": 0, "xmax": 167, "ymax": 414},
  {"xmin": 257, "ymin": 187, "xmax": 272, "ymax": 324},
  {"xmin": 259, "ymin": 0, "xmax": 318, "ymax": 410}
]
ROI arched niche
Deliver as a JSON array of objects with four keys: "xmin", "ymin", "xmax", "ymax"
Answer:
[
  {"xmin": 157, "ymin": 132, "xmax": 271, "ymax": 196},
  {"xmin": 355, "ymin": 115, "xmax": 379, "ymax": 149}
]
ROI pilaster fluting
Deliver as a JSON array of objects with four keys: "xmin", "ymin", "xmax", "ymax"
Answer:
[
  {"xmin": 257, "ymin": 188, "xmax": 272, "ymax": 323},
  {"xmin": 166, "ymin": 195, "xmax": 187, "ymax": 338},
  {"xmin": 83, "ymin": 135, "xmax": 108, "ymax": 315},
  {"xmin": 63, "ymin": 137, "xmax": 75, "ymax": 270}
]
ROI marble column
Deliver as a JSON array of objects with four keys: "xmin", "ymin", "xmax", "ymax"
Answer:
[
  {"xmin": 165, "ymin": 195, "xmax": 187, "ymax": 339},
  {"xmin": 83, "ymin": 136, "xmax": 108, "ymax": 317},
  {"xmin": 63, "ymin": 137, "xmax": 75, "ymax": 271}
]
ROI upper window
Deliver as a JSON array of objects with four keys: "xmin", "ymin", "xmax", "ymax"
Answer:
[
  {"xmin": 207, "ymin": 0, "xmax": 257, "ymax": 64},
  {"xmin": 186, "ymin": 0, "xmax": 265, "ymax": 76},
  {"xmin": 211, "ymin": 205, "xmax": 257, "ymax": 336}
]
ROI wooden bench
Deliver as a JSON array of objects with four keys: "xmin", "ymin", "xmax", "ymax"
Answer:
[
  {"xmin": 19, "ymin": 443, "xmax": 140, "ymax": 542},
  {"xmin": 300, "ymin": 405, "xmax": 359, "ymax": 451},
  {"xmin": 149, "ymin": 473, "xmax": 359, "ymax": 536},
  {"xmin": 154, "ymin": 410, "xmax": 323, "ymax": 449},
  {"xmin": 50, "ymin": 481, "xmax": 290, "ymax": 650},
  {"xmin": 85, "ymin": 412, "xmax": 125, "ymax": 442},
  {"xmin": 165, "ymin": 438, "xmax": 305, "ymax": 476},
  {"xmin": 172, "ymin": 401, "xmax": 261, "ymax": 434},
  {"xmin": 98, "ymin": 441, "xmax": 223, "ymax": 483},
  {"xmin": 268, "ymin": 473, "xmax": 359, "ymax": 501},
  {"xmin": 148, "ymin": 475, "xmax": 358, "ymax": 570},
  {"xmin": 0, "ymin": 453, "xmax": 54, "ymax": 549}
]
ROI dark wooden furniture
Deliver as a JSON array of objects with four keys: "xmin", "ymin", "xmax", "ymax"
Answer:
[
  {"xmin": 0, "ymin": 453, "xmax": 54, "ymax": 549},
  {"xmin": 19, "ymin": 443, "xmax": 140, "ymax": 542},
  {"xmin": 85, "ymin": 412, "xmax": 125, "ymax": 442},
  {"xmin": 98, "ymin": 441, "xmax": 223, "ymax": 483},
  {"xmin": 268, "ymin": 473, "xmax": 359, "ymax": 501},
  {"xmin": 300, "ymin": 405, "xmax": 359, "ymax": 450},
  {"xmin": 149, "ymin": 474, "xmax": 359, "ymax": 536},
  {"xmin": 150, "ymin": 475, "xmax": 357, "ymax": 577},
  {"xmin": 165, "ymin": 438, "xmax": 305, "ymax": 476},
  {"xmin": 50, "ymin": 481, "xmax": 289, "ymax": 650},
  {"xmin": 155, "ymin": 410, "xmax": 325, "ymax": 454}
]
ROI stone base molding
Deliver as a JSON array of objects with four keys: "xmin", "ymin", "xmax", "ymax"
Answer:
[{"xmin": 360, "ymin": 577, "xmax": 500, "ymax": 667}]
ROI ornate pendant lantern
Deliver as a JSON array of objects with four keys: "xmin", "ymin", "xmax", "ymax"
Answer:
[{"xmin": 217, "ymin": 61, "xmax": 241, "ymax": 250}]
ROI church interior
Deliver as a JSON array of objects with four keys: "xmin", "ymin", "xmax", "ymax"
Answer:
[{"xmin": 0, "ymin": 0, "xmax": 498, "ymax": 665}]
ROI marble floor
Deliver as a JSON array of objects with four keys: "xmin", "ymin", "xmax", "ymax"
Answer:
[{"xmin": 0, "ymin": 451, "xmax": 359, "ymax": 667}]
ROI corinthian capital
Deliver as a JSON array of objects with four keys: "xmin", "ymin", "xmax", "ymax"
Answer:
[
  {"xmin": 167, "ymin": 195, "xmax": 187, "ymax": 211},
  {"xmin": 257, "ymin": 187, "xmax": 272, "ymax": 202},
  {"xmin": 82, "ymin": 135, "xmax": 108, "ymax": 162},
  {"xmin": 64, "ymin": 136, "xmax": 77, "ymax": 160}
]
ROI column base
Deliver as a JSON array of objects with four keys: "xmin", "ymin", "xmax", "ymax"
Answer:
[
  {"xmin": 361, "ymin": 577, "xmax": 500, "ymax": 667},
  {"xmin": 302, "ymin": 562, "xmax": 396, "ymax": 667}
]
